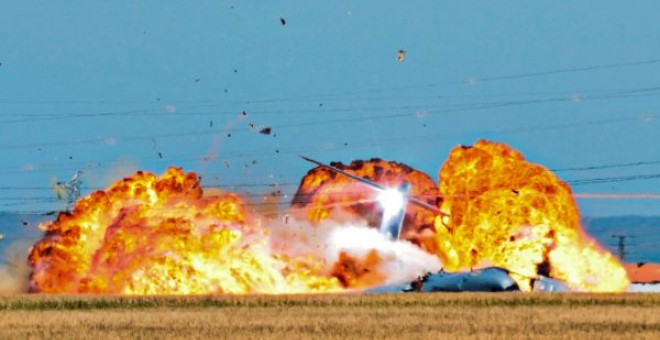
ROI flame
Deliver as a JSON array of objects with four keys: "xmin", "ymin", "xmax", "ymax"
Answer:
[
  {"xmin": 434, "ymin": 140, "xmax": 629, "ymax": 291},
  {"xmin": 292, "ymin": 158, "xmax": 439, "ymax": 252},
  {"xmin": 28, "ymin": 168, "xmax": 341, "ymax": 294},
  {"xmin": 27, "ymin": 141, "xmax": 629, "ymax": 294}
]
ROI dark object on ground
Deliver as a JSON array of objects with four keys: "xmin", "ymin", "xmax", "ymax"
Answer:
[{"xmin": 366, "ymin": 267, "xmax": 520, "ymax": 293}]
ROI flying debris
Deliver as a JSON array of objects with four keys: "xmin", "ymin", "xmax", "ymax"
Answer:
[
  {"xmin": 53, "ymin": 170, "xmax": 84, "ymax": 205},
  {"xmin": 279, "ymin": 17, "xmax": 286, "ymax": 26},
  {"xmin": 21, "ymin": 220, "xmax": 29, "ymax": 227},
  {"xmin": 194, "ymin": 78, "xmax": 201, "ymax": 83},
  {"xmin": 397, "ymin": 49, "xmax": 406, "ymax": 63},
  {"xmin": 259, "ymin": 127, "xmax": 272, "ymax": 135},
  {"xmin": 0, "ymin": 233, "xmax": 4, "ymax": 241},
  {"xmin": 209, "ymin": 120, "xmax": 213, "ymax": 127},
  {"xmin": 158, "ymin": 152, "xmax": 163, "ymax": 159}
]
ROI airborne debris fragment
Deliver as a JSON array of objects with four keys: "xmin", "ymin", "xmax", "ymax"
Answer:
[
  {"xmin": 209, "ymin": 120, "xmax": 213, "ymax": 127},
  {"xmin": 397, "ymin": 50, "xmax": 406, "ymax": 63},
  {"xmin": 21, "ymin": 220, "xmax": 29, "ymax": 227},
  {"xmin": 52, "ymin": 170, "xmax": 84, "ymax": 205},
  {"xmin": 280, "ymin": 17, "xmax": 286, "ymax": 26},
  {"xmin": 259, "ymin": 127, "xmax": 272, "ymax": 135},
  {"xmin": 0, "ymin": 233, "xmax": 4, "ymax": 241},
  {"xmin": 194, "ymin": 78, "xmax": 201, "ymax": 83},
  {"xmin": 157, "ymin": 152, "xmax": 163, "ymax": 159}
]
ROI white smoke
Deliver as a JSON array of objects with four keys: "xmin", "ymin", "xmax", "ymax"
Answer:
[
  {"xmin": 326, "ymin": 225, "xmax": 442, "ymax": 285},
  {"xmin": 269, "ymin": 217, "xmax": 442, "ymax": 287}
]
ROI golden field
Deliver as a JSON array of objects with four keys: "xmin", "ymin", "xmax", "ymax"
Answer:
[{"xmin": 0, "ymin": 293, "xmax": 659, "ymax": 339}]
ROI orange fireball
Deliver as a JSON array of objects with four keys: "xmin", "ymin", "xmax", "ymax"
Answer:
[
  {"xmin": 292, "ymin": 158, "xmax": 440, "ymax": 252},
  {"xmin": 435, "ymin": 140, "xmax": 629, "ymax": 291},
  {"xmin": 28, "ymin": 168, "xmax": 340, "ymax": 294}
]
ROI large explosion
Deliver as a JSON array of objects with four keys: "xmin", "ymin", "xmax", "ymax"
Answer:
[
  {"xmin": 291, "ymin": 158, "xmax": 439, "ymax": 253},
  {"xmin": 27, "ymin": 140, "xmax": 629, "ymax": 294},
  {"xmin": 28, "ymin": 169, "xmax": 341, "ymax": 294},
  {"xmin": 434, "ymin": 140, "xmax": 628, "ymax": 291}
]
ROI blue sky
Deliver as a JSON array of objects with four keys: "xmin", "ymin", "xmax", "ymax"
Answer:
[{"xmin": 1, "ymin": 1, "xmax": 659, "ymax": 216}]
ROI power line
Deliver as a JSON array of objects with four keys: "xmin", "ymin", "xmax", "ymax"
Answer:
[
  {"xmin": 3, "ymin": 56, "xmax": 659, "ymax": 108},
  {"xmin": 0, "ymin": 112, "xmax": 653, "ymax": 178},
  {"xmin": 0, "ymin": 88, "xmax": 656, "ymax": 152},
  {"xmin": 552, "ymin": 159, "xmax": 660, "ymax": 172},
  {"xmin": 567, "ymin": 173, "xmax": 660, "ymax": 186},
  {"xmin": 224, "ymin": 56, "xmax": 660, "ymax": 100},
  {"xmin": 2, "ymin": 81, "xmax": 660, "ymax": 127}
]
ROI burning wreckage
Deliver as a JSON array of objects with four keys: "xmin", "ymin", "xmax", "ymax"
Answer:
[
  {"xmin": 300, "ymin": 156, "xmax": 569, "ymax": 293},
  {"xmin": 27, "ymin": 140, "xmax": 629, "ymax": 295}
]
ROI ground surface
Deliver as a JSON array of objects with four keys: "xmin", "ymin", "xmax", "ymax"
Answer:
[{"xmin": 0, "ymin": 293, "xmax": 659, "ymax": 339}]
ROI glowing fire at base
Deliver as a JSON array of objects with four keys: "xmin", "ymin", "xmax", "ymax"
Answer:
[
  {"xmin": 435, "ymin": 140, "xmax": 629, "ymax": 291},
  {"xmin": 27, "ymin": 140, "xmax": 629, "ymax": 294},
  {"xmin": 28, "ymin": 168, "xmax": 340, "ymax": 294}
]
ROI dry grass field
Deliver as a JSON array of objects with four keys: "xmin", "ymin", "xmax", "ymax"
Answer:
[{"xmin": 0, "ymin": 293, "xmax": 659, "ymax": 339}]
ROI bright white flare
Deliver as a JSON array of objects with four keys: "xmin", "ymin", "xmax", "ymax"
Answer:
[{"xmin": 377, "ymin": 188, "xmax": 405, "ymax": 219}]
